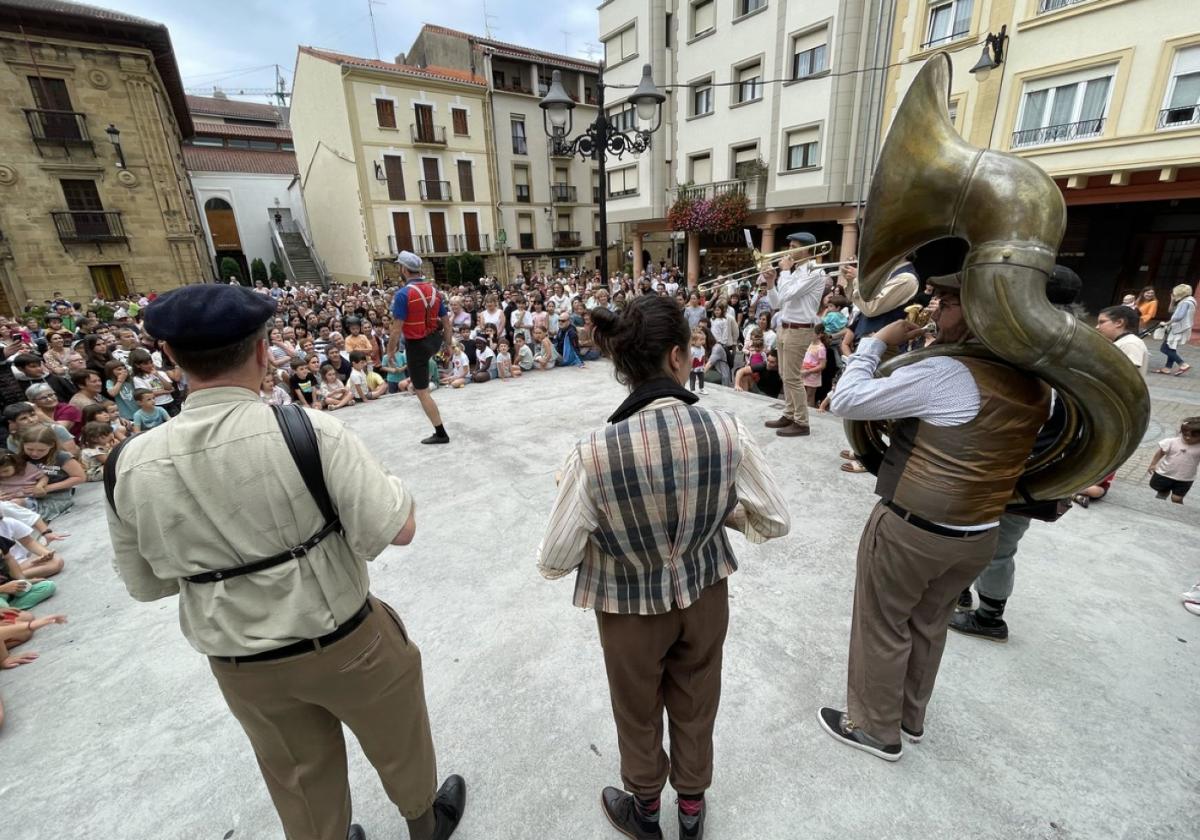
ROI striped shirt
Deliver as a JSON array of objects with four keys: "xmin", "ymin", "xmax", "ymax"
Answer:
[{"xmin": 537, "ymin": 397, "xmax": 790, "ymax": 614}]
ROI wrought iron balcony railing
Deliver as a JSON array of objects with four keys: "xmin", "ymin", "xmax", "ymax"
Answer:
[
  {"xmin": 410, "ymin": 124, "xmax": 447, "ymax": 145},
  {"xmin": 419, "ymin": 180, "xmax": 452, "ymax": 201},
  {"xmin": 1012, "ymin": 118, "xmax": 1105, "ymax": 148},
  {"xmin": 551, "ymin": 184, "xmax": 578, "ymax": 203},
  {"xmin": 554, "ymin": 230, "xmax": 582, "ymax": 248},
  {"xmin": 1158, "ymin": 105, "xmax": 1200, "ymax": 129},
  {"xmin": 24, "ymin": 109, "xmax": 92, "ymax": 153},
  {"xmin": 51, "ymin": 210, "xmax": 126, "ymax": 244}
]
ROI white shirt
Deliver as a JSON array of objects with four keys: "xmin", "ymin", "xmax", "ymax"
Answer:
[
  {"xmin": 768, "ymin": 262, "xmax": 825, "ymax": 324},
  {"xmin": 1114, "ymin": 333, "xmax": 1148, "ymax": 375}
]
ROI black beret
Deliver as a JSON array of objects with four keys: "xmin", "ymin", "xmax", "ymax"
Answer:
[
  {"xmin": 144, "ymin": 284, "xmax": 276, "ymax": 351},
  {"xmin": 786, "ymin": 232, "xmax": 817, "ymax": 246}
]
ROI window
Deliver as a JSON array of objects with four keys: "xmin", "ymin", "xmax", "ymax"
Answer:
[
  {"xmin": 792, "ymin": 29, "xmax": 828, "ymax": 80},
  {"xmin": 518, "ymin": 214, "xmax": 534, "ymax": 249},
  {"xmin": 190, "ymin": 135, "xmax": 224, "ymax": 147},
  {"xmin": 1160, "ymin": 46, "xmax": 1200, "ymax": 129},
  {"xmin": 732, "ymin": 145, "xmax": 759, "ymax": 179},
  {"xmin": 452, "ymin": 108, "xmax": 469, "ymax": 135},
  {"xmin": 608, "ymin": 104, "xmax": 638, "ymax": 132},
  {"xmin": 89, "ymin": 265, "xmax": 128, "ymax": 299},
  {"xmin": 457, "ymin": 160, "xmax": 475, "ymax": 202},
  {"xmin": 281, "ymin": 141, "xmax": 295, "ymax": 151},
  {"xmin": 1037, "ymin": 0, "xmax": 1090, "ymax": 13},
  {"xmin": 538, "ymin": 70, "xmax": 554, "ymax": 96},
  {"xmin": 608, "ymin": 166, "xmax": 639, "ymax": 198},
  {"xmin": 249, "ymin": 140, "xmax": 278, "ymax": 150},
  {"xmin": 692, "ymin": 78, "xmax": 714, "ymax": 116},
  {"xmin": 604, "ymin": 25, "xmax": 637, "ymax": 66},
  {"xmin": 688, "ymin": 153, "xmax": 712, "ymax": 184},
  {"xmin": 594, "ymin": 214, "xmax": 601, "ymax": 245},
  {"xmin": 736, "ymin": 62, "xmax": 763, "ymax": 104},
  {"xmin": 392, "ymin": 213, "xmax": 414, "ymax": 253},
  {"xmin": 493, "ymin": 70, "xmax": 506, "ymax": 88},
  {"xmin": 227, "ymin": 139, "xmax": 250, "ymax": 149},
  {"xmin": 738, "ymin": 0, "xmax": 766, "ymax": 16},
  {"xmin": 948, "ymin": 99, "xmax": 960, "ymax": 127},
  {"xmin": 1014, "ymin": 67, "xmax": 1113, "ymax": 147},
  {"xmin": 691, "ymin": 0, "xmax": 715, "ymax": 37},
  {"xmin": 924, "ymin": 0, "xmax": 972, "ymax": 48},
  {"xmin": 665, "ymin": 13, "xmax": 672, "ymax": 48},
  {"xmin": 511, "ymin": 117, "xmax": 527, "ymax": 155},
  {"xmin": 375, "ymin": 98, "xmax": 396, "ymax": 128},
  {"xmin": 785, "ymin": 129, "xmax": 820, "ymax": 170},
  {"xmin": 514, "ymin": 165, "xmax": 531, "ymax": 203},
  {"xmin": 383, "ymin": 155, "xmax": 405, "ymax": 201},
  {"xmin": 61, "ymin": 178, "xmax": 103, "ymax": 211}
]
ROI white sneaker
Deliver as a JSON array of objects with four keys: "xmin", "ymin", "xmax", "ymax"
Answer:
[
  {"xmin": 1185, "ymin": 601, "xmax": 1200, "ymax": 616},
  {"xmin": 699, "ymin": 387, "xmax": 707, "ymax": 395},
  {"xmin": 1182, "ymin": 584, "xmax": 1200, "ymax": 615}
]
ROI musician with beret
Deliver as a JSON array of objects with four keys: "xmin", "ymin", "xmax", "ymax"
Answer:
[{"xmin": 762, "ymin": 232, "xmax": 826, "ymax": 438}]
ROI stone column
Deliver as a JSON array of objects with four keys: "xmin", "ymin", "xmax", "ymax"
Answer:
[
  {"xmin": 839, "ymin": 219, "xmax": 858, "ymax": 260},
  {"xmin": 687, "ymin": 231, "xmax": 700, "ymax": 285},
  {"xmin": 633, "ymin": 230, "xmax": 644, "ymax": 278},
  {"xmin": 759, "ymin": 224, "xmax": 776, "ymax": 255}
]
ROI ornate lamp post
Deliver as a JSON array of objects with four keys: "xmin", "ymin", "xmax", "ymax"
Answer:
[{"xmin": 539, "ymin": 63, "xmax": 665, "ymax": 283}]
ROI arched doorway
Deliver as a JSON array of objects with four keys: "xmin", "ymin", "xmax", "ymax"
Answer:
[{"xmin": 203, "ymin": 197, "xmax": 247, "ymax": 283}]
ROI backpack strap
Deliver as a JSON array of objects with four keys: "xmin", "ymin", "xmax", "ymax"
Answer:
[
  {"xmin": 270, "ymin": 403, "xmax": 339, "ymax": 528},
  {"xmin": 103, "ymin": 434, "xmax": 135, "ymax": 516}
]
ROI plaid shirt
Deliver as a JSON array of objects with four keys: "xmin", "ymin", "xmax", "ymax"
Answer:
[{"xmin": 537, "ymin": 397, "xmax": 790, "ymax": 614}]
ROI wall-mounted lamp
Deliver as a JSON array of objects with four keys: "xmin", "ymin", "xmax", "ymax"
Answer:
[
  {"xmin": 105, "ymin": 123, "xmax": 126, "ymax": 169},
  {"xmin": 373, "ymin": 161, "xmax": 386, "ymax": 181},
  {"xmin": 969, "ymin": 25, "xmax": 1008, "ymax": 79}
]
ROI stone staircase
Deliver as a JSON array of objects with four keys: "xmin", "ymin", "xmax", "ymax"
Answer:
[{"xmin": 280, "ymin": 231, "xmax": 323, "ymax": 285}]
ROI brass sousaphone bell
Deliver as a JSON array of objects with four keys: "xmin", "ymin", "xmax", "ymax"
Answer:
[{"xmin": 846, "ymin": 54, "xmax": 1150, "ymax": 502}]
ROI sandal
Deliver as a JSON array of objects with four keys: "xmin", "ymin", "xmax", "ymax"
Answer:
[
  {"xmin": 1152, "ymin": 368, "xmax": 1173, "ymax": 374},
  {"xmin": 840, "ymin": 461, "xmax": 868, "ymax": 473},
  {"xmin": 839, "ymin": 449, "xmax": 855, "ymax": 460},
  {"xmin": 1072, "ymin": 493, "xmax": 1090, "ymax": 509},
  {"xmin": 1173, "ymin": 365, "xmax": 1191, "ymax": 376}
]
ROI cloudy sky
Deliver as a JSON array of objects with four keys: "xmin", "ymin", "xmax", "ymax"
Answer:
[{"xmin": 114, "ymin": 0, "xmax": 600, "ymax": 101}]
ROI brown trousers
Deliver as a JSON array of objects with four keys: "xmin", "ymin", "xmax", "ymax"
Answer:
[
  {"xmin": 847, "ymin": 503, "xmax": 998, "ymax": 744},
  {"xmin": 210, "ymin": 597, "xmax": 437, "ymax": 840},
  {"xmin": 777, "ymin": 326, "xmax": 813, "ymax": 426},
  {"xmin": 596, "ymin": 578, "xmax": 729, "ymax": 799}
]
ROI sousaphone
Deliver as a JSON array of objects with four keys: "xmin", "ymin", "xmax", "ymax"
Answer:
[{"xmin": 845, "ymin": 53, "xmax": 1150, "ymax": 502}]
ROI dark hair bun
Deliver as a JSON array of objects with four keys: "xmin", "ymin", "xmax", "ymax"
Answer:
[{"xmin": 590, "ymin": 297, "xmax": 690, "ymax": 387}]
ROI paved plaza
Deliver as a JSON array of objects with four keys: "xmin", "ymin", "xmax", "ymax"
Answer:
[{"xmin": 2, "ymin": 355, "xmax": 1196, "ymax": 840}]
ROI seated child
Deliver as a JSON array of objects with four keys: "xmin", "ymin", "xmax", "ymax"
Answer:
[
  {"xmin": 0, "ymin": 535, "xmax": 57, "ymax": 612},
  {"xmin": 132, "ymin": 389, "xmax": 170, "ymax": 432},
  {"xmin": 260, "ymin": 371, "xmax": 293, "ymax": 406},
  {"xmin": 4, "ymin": 402, "xmax": 77, "ymax": 456},
  {"xmin": 289, "ymin": 357, "xmax": 323, "ymax": 409},
  {"xmin": 81, "ymin": 403, "xmax": 129, "ymax": 442},
  {"xmin": 347, "ymin": 351, "xmax": 384, "ymax": 401},
  {"xmin": 79, "ymin": 421, "xmax": 114, "ymax": 482},
  {"xmin": 15, "ymin": 426, "xmax": 84, "ymax": 521},
  {"xmin": 440, "ymin": 343, "xmax": 469, "ymax": 389},
  {"xmin": 380, "ymin": 348, "xmax": 409, "ymax": 394},
  {"xmin": 495, "ymin": 340, "xmax": 514, "ymax": 380},
  {"xmin": 319, "ymin": 364, "xmax": 353, "ymax": 410},
  {"xmin": 512, "ymin": 334, "xmax": 535, "ymax": 377}
]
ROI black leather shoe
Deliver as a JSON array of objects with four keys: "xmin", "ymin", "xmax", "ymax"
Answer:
[
  {"xmin": 430, "ymin": 774, "xmax": 466, "ymax": 840},
  {"xmin": 601, "ymin": 787, "xmax": 663, "ymax": 840},
  {"xmin": 347, "ymin": 825, "xmax": 366, "ymax": 840},
  {"xmin": 817, "ymin": 706, "xmax": 901, "ymax": 761},
  {"xmin": 764, "ymin": 415, "xmax": 794, "ymax": 429},
  {"xmin": 901, "ymin": 724, "xmax": 924, "ymax": 743},
  {"xmin": 949, "ymin": 610, "xmax": 1009, "ymax": 642},
  {"xmin": 678, "ymin": 800, "xmax": 705, "ymax": 840},
  {"xmin": 956, "ymin": 589, "xmax": 973, "ymax": 611},
  {"xmin": 421, "ymin": 431, "xmax": 450, "ymax": 445}
]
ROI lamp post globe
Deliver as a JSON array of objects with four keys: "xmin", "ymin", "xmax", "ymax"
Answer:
[
  {"xmin": 538, "ymin": 69, "xmax": 576, "ymax": 135},
  {"xmin": 630, "ymin": 63, "xmax": 666, "ymax": 124}
]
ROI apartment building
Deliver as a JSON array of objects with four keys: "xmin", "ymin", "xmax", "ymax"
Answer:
[
  {"xmin": 0, "ymin": 0, "xmax": 210, "ymax": 311},
  {"xmin": 880, "ymin": 0, "xmax": 1200, "ymax": 312},
  {"xmin": 597, "ymin": 0, "xmax": 889, "ymax": 282},
  {"xmin": 290, "ymin": 46, "xmax": 496, "ymax": 284},
  {"xmin": 403, "ymin": 26, "xmax": 602, "ymax": 281}
]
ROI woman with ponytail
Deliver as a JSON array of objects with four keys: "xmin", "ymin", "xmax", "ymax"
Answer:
[{"xmin": 537, "ymin": 295, "xmax": 790, "ymax": 840}]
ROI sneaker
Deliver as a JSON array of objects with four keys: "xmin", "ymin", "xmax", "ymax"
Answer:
[
  {"xmin": 900, "ymin": 724, "xmax": 924, "ymax": 743},
  {"xmin": 1182, "ymin": 584, "xmax": 1200, "ymax": 616},
  {"xmin": 948, "ymin": 610, "xmax": 1009, "ymax": 642},
  {"xmin": 956, "ymin": 589, "xmax": 973, "ymax": 611},
  {"xmin": 600, "ymin": 787, "xmax": 663, "ymax": 840},
  {"xmin": 817, "ymin": 707, "xmax": 901, "ymax": 762},
  {"xmin": 421, "ymin": 431, "xmax": 450, "ymax": 445},
  {"xmin": 678, "ymin": 798, "xmax": 705, "ymax": 840},
  {"xmin": 699, "ymin": 387, "xmax": 707, "ymax": 395},
  {"xmin": 1185, "ymin": 601, "xmax": 1200, "ymax": 616}
]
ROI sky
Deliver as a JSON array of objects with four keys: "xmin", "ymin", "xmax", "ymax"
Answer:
[{"xmin": 111, "ymin": 0, "xmax": 601, "ymax": 103}]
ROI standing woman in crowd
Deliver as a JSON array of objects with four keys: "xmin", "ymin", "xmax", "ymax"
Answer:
[
  {"xmin": 1155, "ymin": 284, "xmax": 1196, "ymax": 376},
  {"xmin": 1137, "ymin": 286, "xmax": 1159, "ymax": 330},
  {"xmin": 537, "ymin": 296, "xmax": 789, "ymax": 840}
]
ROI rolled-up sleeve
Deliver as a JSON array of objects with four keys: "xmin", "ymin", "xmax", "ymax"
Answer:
[
  {"xmin": 734, "ymin": 419, "xmax": 791, "ymax": 543},
  {"xmin": 323, "ymin": 426, "xmax": 413, "ymax": 562},
  {"xmin": 537, "ymin": 445, "xmax": 597, "ymax": 579}
]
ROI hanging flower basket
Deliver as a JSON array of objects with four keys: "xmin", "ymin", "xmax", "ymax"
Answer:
[{"xmin": 667, "ymin": 190, "xmax": 750, "ymax": 234}]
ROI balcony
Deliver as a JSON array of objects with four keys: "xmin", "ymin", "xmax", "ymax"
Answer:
[
  {"xmin": 24, "ymin": 109, "xmax": 93, "ymax": 155},
  {"xmin": 450, "ymin": 233, "xmax": 491, "ymax": 252},
  {"xmin": 673, "ymin": 176, "xmax": 766, "ymax": 210},
  {"xmin": 1012, "ymin": 118, "xmax": 1105, "ymax": 148},
  {"xmin": 515, "ymin": 184, "xmax": 531, "ymax": 203},
  {"xmin": 385, "ymin": 234, "xmax": 415, "ymax": 255},
  {"xmin": 410, "ymin": 124, "xmax": 447, "ymax": 146},
  {"xmin": 550, "ymin": 143, "xmax": 575, "ymax": 159},
  {"xmin": 51, "ymin": 210, "xmax": 127, "ymax": 244},
  {"xmin": 554, "ymin": 230, "xmax": 582, "ymax": 248},
  {"xmin": 419, "ymin": 180, "xmax": 452, "ymax": 201},
  {"xmin": 551, "ymin": 184, "xmax": 578, "ymax": 204},
  {"xmin": 1037, "ymin": 0, "xmax": 1091, "ymax": 12},
  {"xmin": 1158, "ymin": 105, "xmax": 1200, "ymax": 130}
]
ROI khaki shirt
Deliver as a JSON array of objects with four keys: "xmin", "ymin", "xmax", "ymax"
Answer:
[{"xmin": 107, "ymin": 387, "xmax": 412, "ymax": 657}]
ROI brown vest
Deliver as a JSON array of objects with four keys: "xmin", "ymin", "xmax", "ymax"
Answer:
[{"xmin": 875, "ymin": 357, "xmax": 1050, "ymax": 526}]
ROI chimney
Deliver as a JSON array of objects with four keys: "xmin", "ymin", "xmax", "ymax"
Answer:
[{"xmin": 394, "ymin": 52, "xmax": 406, "ymax": 65}]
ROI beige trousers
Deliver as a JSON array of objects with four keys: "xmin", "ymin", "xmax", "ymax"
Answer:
[
  {"xmin": 846, "ymin": 503, "xmax": 998, "ymax": 743},
  {"xmin": 210, "ymin": 597, "xmax": 437, "ymax": 840},
  {"xmin": 777, "ymin": 326, "xmax": 813, "ymax": 425}
]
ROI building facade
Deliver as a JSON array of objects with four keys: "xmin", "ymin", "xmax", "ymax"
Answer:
[
  {"xmin": 183, "ymin": 94, "xmax": 318, "ymax": 284},
  {"xmin": 402, "ymin": 25, "xmax": 602, "ymax": 282},
  {"xmin": 597, "ymin": 0, "xmax": 889, "ymax": 282},
  {"xmin": 290, "ymin": 46, "xmax": 497, "ymax": 285},
  {"xmin": 880, "ymin": 0, "xmax": 1200, "ymax": 313},
  {"xmin": 0, "ymin": 0, "xmax": 209, "ymax": 312}
]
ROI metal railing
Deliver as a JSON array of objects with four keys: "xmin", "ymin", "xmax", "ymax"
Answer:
[
  {"xmin": 1012, "ymin": 118, "xmax": 1104, "ymax": 148},
  {"xmin": 410, "ymin": 233, "xmax": 492, "ymax": 254},
  {"xmin": 551, "ymin": 184, "xmax": 578, "ymax": 203},
  {"xmin": 920, "ymin": 28, "xmax": 970, "ymax": 49},
  {"xmin": 24, "ymin": 109, "xmax": 92, "ymax": 149},
  {"xmin": 385, "ymin": 234, "xmax": 416, "ymax": 255},
  {"xmin": 419, "ymin": 180, "xmax": 452, "ymax": 201},
  {"xmin": 450, "ymin": 233, "xmax": 491, "ymax": 252},
  {"xmin": 1037, "ymin": 0, "xmax": 1091, "ymax": 12},
  {"xmin": 550, "ymin": 145, "xmax": 575, "ymax": 159},
  {"xmin": 515, "ymin": 184, "xmax": 531, "ymax": 203},
  {"xmin": 673, "ymin": 176, "xmax": 766, "ymax": 210},
  {"xmin": 51, "ymin": 210, "xmax": 126, "ymax": 244},
  {"xmin": 554, "ymin": 230, "xmax": 582, "ymax": 248},
  {"xmin": 1158, "ymin": 105, "xmax": 1200, "ymax": 129},
  {"xmin": 410, "ymin": 124, "xmax": 447, "ymax": 145}
]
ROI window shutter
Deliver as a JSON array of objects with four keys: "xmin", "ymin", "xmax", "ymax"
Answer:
[
  {"xmin": 384, "ymin": 155, "xmax": 405, "ymax": 201},
  {"xmin": 375, "ymin": 99, "xmax": 396, "ymax": 128}
]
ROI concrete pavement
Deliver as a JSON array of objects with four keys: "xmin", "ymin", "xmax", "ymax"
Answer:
[{"xmin": 0, "ymin": 362, "xmax": 1194, "ymax": 840}]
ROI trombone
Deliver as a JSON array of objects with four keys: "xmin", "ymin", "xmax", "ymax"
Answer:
[{"xmin": 697, "ymin": 240, "xmax": 856, "ymax": 295}]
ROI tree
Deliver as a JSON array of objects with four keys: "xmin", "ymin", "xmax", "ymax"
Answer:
[
  {"xmin": 269, "ymin": 260, "xmax": 287, "ymax": 283},
  {"xmin": 250, "ymin": 257, "xmax": 268, "ymax": 285},
  {"xmin": 219, "ymin": 257, "xmax": 245, "ymax": 285},
  {"xmin": 446, "ymin": 252, "xmax": 485, "ymax": 286}
]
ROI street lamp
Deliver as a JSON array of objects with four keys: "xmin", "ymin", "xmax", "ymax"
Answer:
[
  {"xmin": 105, "ymin": 123, "xmax": 126, "ymax": 169},
  {"xmin": 539, "ymin": 63, "xmax": 665, "ymax": 284},
  {"xmin": 969, "ymin": 26, "xmax": 1008, "ymax": 80}
]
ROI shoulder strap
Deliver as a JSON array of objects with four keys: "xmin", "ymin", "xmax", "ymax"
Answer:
[
  {"xmin": 103, "ymin": 435, "xmax": 135, "ymax": 516},
  {"xmin": 271, "ymin": 403, "xmax": 338, "ymax": 527}
]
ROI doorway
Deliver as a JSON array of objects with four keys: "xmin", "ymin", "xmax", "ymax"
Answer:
[
  {"xmin": 429, "ymin": 212, "xmax": 449, "ymax": 253},
  {"xmin": 89, "ymin": 264, "xmax": 129, "ymax": 299}
]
